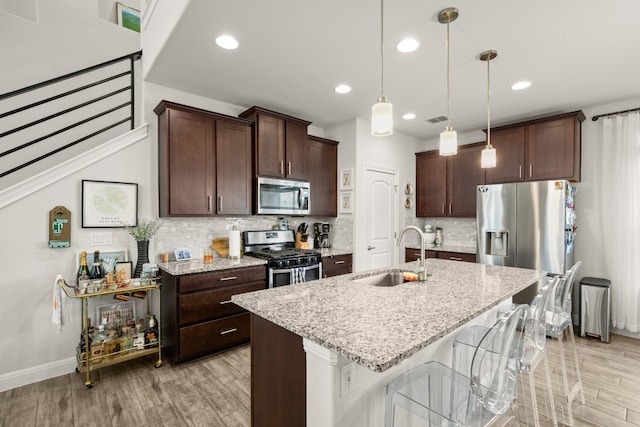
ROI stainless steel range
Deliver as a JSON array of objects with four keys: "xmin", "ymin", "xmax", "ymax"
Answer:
[{"xmin": 243, "ymin": 230, "xmax": 322, "ymax": 288}]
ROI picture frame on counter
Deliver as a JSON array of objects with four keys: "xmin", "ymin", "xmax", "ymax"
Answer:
[
  {"xmin": 116, "ymin": 2, "xmax": 140, "ymax": 32},
  {"xmin": 340, "ymin": 168, "xmax": 354, "ymax": 190},
  {"xmin": 339, "ymin": 191, "xmax": 353, "ymax": 214},
  {"xmin": 115, "ymin": 261, "xmax": 132, "ymax": 281},
  {"xmin": 175, "ymin": 248, "xmax": 192, "ymax": 261},
  {"xmin": 81, "ymin": 180, "xmax": 138, "ymax": 228}
]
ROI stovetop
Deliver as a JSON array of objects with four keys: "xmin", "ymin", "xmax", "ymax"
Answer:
[
  {"xmin": 247, "ymin": 247, "xmax": 319, "ymax": 260},
  {"xmin": 243, "ymin": 229, "xmax": 322, "ymax": 268}
]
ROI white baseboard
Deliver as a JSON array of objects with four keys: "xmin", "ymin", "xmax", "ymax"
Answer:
[{"xmin": 0, "ymin": 357, "xmax": 77, "ymax": 393}]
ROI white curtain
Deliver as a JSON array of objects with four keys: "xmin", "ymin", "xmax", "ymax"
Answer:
[{"xmin": 599, "ymin": 111, "xmax": 640, "ymax": 333}]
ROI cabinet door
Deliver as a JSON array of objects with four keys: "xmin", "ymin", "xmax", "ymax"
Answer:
[
  {"xmin": 256, "ymin": 114, "xmax": 285, "ymax": 178},
  {"xmin": 436, "ymin": 251, "xmax": 476, "ymax": 262},
  {"xmin": 216, "ymin": 119, "xmax": 253, "ymax": 214},
  {"xmin": 166, "ymin": 109, "xmax": 215, "ymax": 216},
  {"xmin": 447, "ymin": 144, "xmax": 485, "ymax": 217},
  {"xmin": 308, "ymin": 137, "xmax": 338, "ymax": 216},
  {"xmin": 285, "ymin": 121, "xmax": 309, "ymax": 180},
  {"xmin": 527, "ymin": 117, "xmax": 578, "ymax": 181},
  {"xmin": 485, "ymin": 127, "xmax": 526, "ymax": 184},
  {"xmin": 416, "ymin": 152, "xmax": 447, "ymax": 217}
]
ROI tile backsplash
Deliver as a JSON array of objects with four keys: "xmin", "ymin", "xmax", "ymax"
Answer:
[
  {"xmin": 154, "ymin": 216, "xmax": 353, "ymax": 261},
  {"xmin": 403, "ymin": 217, "xmax": 477, "ymax": 248}
]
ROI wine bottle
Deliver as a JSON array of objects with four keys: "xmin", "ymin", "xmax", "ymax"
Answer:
[
  {"xmin": 144, "ymin": 314, "xmax": 159, "ymax": 348},
  {"xmin": 89, "ymin": 250, "xmax": 104, "ymax": 279},
  {"xmin": 77, "ymin": 251, "xmax": 91, "ymax": 282}
]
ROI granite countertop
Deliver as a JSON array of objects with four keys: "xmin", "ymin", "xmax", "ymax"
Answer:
[
  {"xmin": 406, "ymin": 244, "xmax": 477, "ymax": 255},
  {"xmin": 232, "ymin": 258, "xmax": 543, "ymax": 373},
  {"xmin": 158, "ymin": 256, "xmax": 266, "ymax": 275}
]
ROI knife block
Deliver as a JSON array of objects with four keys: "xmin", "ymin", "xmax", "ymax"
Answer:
[{"xmin": 295, "ymin": 232, "xmax": 309, "ymax": 249}]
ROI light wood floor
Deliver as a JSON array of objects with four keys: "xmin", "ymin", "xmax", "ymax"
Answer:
[{"xmin": 1, "ymin": 333, "xmax": 639, "ymax": 426}]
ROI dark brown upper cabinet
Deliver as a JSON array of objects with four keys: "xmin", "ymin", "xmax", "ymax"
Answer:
[
  {"xmin": 155, "ymin": 101, "xmax": 253, "ymax": 217},
  {"xmin": 239, "ymin": 106, "xmax": 311, "ymax": 181},
  {"xmin": 307, "ymin": 135, "xmax": 339, "ymax": 216}
]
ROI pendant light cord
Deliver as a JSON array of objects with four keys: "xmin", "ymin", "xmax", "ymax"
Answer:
[
  {"xmin": 379, "ymin": 0, "xmax": 385, "ymax": 100},
  {"xmin": 486, "ymin": 58, "xmax": 491, "ymax": 147},
  {"xmin": 446, "ymin": 21, "xmax": 451, "ymax": 130}
]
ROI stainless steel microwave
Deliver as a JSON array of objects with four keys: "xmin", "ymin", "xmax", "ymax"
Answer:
[{"xmin": 257, "ymin": 177, "xmax": 310, "ymax": 215}]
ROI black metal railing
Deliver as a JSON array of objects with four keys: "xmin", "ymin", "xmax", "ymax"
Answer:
[{"xmin": 0, "ymin": 50, "xmax": 142, "ymax": 179}]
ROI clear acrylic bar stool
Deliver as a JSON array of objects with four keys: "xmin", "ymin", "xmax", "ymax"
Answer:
[
  {"xmin": 384, "ymin": 305, "xmax": 526, "ymax": 427},
  {"xmin": 452, "ymin": 278, "xmax": 560, "ymax": 426},
  {"xmin": 545, "ymin": 261, "xmax": 585, "ymax": 426}
]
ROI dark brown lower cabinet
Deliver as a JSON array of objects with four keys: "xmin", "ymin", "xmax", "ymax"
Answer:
[
  {"xmin": 405, "ymin": 248, "xmax": 475, "ymax": 263},
  {"xmin": 322, "ymin": 253, "xmax": 352, "ymax": 278},
  {"xmin": 161, "ymin": 265, "xmax": 266, "ymax": 364},
  {"xmin": 251, "ymin": 314, "xmax": 306, "ymax": 427}
]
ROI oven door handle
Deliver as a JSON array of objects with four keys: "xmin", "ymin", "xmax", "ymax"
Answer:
[{"xmin": 271, "ymin": 264, "xmax": 320, "ymax": 274}]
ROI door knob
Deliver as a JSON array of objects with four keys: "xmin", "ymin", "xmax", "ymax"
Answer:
[{"xmin": 367, "ymin": 246, "xmax": 376, "ymax": 251}]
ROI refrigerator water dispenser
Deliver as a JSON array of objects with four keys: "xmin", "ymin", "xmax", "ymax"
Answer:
[{"xmin": 486, "ymin": 231, "xmax": 508, "ymax": 257}]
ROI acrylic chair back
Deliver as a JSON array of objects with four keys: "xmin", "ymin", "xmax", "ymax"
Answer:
[
  {"xmin": 468, "ymin": 304, "xmax": 527, "ymax": 418},
  {"xmin": 521, "ymin": 277, "xmax": 559, "ymax": 369},
  {"xmin": 547, "ymin": 261, "xmax": 582, "ymax": 336}
]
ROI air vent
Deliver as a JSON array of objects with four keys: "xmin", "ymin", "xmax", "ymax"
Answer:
[{"xmin": 426, "ymin": 115, "xmax": 448, "ymax": 124}]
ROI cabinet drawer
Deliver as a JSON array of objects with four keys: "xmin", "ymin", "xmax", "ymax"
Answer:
[
  {"xmin": 405, "ymin": 248, "xmax": 437, "ymax": 262},
  {"xmin": 178, "ymin": 265, "xmax": 266, "ymax": 293},
  {"xmin": 321, "ymin": 254, "xmax": 352, "ymax": 278},
  {"xmin": 179, "ymin": 281, "xmax": 265, "ymax": 326},
  {"xmin": 179, "ymin": 313, "xmax": 250, "ymax": 360},
  {"xmin": 436, "ymin": 251, "xmax": 476, "ymax": 263}
]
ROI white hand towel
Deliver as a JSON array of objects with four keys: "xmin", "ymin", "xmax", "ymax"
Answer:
[{"xmin": 52, "ymin": 274, "xmax": 69, "ymax": 333}]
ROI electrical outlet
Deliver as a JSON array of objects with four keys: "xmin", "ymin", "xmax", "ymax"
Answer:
[
  {"xmin": 340, "ymin": 362, "xmax": 355, "ymax": 396},
  {"xmin": 90, "ymin": 232, "xmax": 113, "ymax": 246}
]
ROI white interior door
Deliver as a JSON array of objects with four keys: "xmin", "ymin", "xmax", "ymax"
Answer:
[{"xmin": 364, "ymin": 168, "xmax": 398, "ymax": 270}]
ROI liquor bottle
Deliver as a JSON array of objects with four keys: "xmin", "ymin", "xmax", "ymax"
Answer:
[
  {"xmin": 89, "ymin": 250, "xmax": 103, "ymax": 279},
  {"xmin": 77, "ymin": 251, "xmax": 91, "ymax": 282},
  {"xmin": 79, "ymin": 318, "xmax": 93, "ymax": 358},
  {"xmin": 144, "ymin": 314, "xmax": 159, "ymax": 348}
]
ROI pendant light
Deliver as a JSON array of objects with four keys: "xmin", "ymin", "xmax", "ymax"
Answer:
[
  {"xmin": 438, "ymin": 7, "xmax": 459, "ymax": 156},
  {"xmin": 480, "ymin": 50, "xmax": 497, "ymax": 168},
  {"xmin": 371, "ymin": 0, "xmax": 393, "ymax": 136}
]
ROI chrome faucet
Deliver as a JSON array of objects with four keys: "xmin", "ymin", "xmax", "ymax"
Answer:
[{"xmin": 397, "ymin": 225, "xmax": 427, "ymax": 281}]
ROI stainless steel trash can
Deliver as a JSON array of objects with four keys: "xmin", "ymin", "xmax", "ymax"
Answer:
[{"xmin": 579, "ymin": 277, "xmax": 611, "ymax": 343}]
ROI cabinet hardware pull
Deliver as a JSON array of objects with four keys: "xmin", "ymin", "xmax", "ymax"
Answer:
[
  {"xmin": 529, "ymin": 164, "xmax": 532, "ymax": 177},
  {"xmin": 219, "ymin": 300, "xmax": 233, "ymax": 305},
  {"xmin": 450, "ymin": 257, "xmax": 463, "ymax": 261},
  {"xmin": 207, "ymin": 196, "xmax": 212, "ymax": 211},
  {"xmin": 288, "ymin": 162, "xmax": 292, "ymax": 175},
  {"xmin": 219, "ymin": 276, "xmax": 237, "ymax": 281},
  {"xmin": 449, "ymin": 203, "xmax": 452, "ymax": 214},
  {"xmin": 220, "ymin": 328, "xmax": 237, "ymax": 335},
  {"xmin": 519, "ymin": 165, "xmax": 522, "ymax": 179},
  {"xmin": 218, "ymin": 196, "xmax": 223, "ymax": 212},
  {"xmin": 334, "ymin": 260, "xmax": 345, "ymax": 264},
  {"xmin": 441, "ymin": 203, "xmax": 445, "ymax": 215},
  {"xmin": 280, "ymin": 160, "xmax": 284, "ymax": 175}
]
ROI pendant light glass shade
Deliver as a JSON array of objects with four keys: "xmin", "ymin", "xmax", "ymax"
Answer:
[
  {"xmin": 438, "ymin": 8, "xmax": 459, "ymax": 156},
  {"xmin": 480, "ymin": 49, "xmax": 498, "ymax": 168},
  {"xmin": 440, "ymin": 127, "xmax": 457, "ymax": 156},
  {"xmin": 372, "ymin": 97, "xmax": 393, "ymax": 136},
  {"xmin": 371, "ymin": 0, "xmax": 393, "ymax": 136}
]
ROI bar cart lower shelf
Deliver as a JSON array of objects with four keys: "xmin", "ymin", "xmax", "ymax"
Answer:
[{"xmin": 60, "ymin": 279, "xmax": 162, "ymax": 388}]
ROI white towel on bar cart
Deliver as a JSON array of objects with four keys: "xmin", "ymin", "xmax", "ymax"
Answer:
[{"xmin": 51, "ymin": 274, "xmax": 69, "ymax": 333}]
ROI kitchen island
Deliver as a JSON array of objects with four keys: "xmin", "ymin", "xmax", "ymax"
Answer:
[{"xmin": 232, "ymin": 258, "xmax": 544, "ymax": 426}]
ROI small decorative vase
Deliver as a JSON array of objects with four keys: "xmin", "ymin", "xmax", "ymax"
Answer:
[{"xmin": 134, "ymin": 240, "xmax": 150, "ymax": 278}]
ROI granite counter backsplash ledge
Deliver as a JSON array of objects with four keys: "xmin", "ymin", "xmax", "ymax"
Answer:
[
  {"xmin": 159, "ymin": 256, "xmax": 266, "ymax": 275},
  {"xmin": 232, "ymin": 258, "xmax": 544, "ymax": 372}
]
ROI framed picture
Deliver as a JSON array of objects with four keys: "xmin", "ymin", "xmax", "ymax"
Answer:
[
  {"xmin": 82, "ymin": 180, "xmax": 138, "ymax": 228},
  {"xmin": 175, "ymin": 248, "xmax": 193, "ymax": 261},
  {"xmin": 96, "ymin": 301, "xmax": 135, "ymax": 329},
  {"xmin": 76, "ymin": 250, "xmax": 128, "ymax": 273},
  {"xmin": 116, "ymin": 2, "xmax": 140, "ymax": 32},
  {"xmin": 340, "ymin": 168, "xmax": 354, "ymax": 190},
  {"xmin": 115, "ymin": 261, "xmax": 133, "ymax": 281},
  {"xmin": 339, "ymin": 191, "xmax": 353, "ymax": 214}
]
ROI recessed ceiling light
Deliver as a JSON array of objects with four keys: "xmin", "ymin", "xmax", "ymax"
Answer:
[
  {"xmin": 403, "ymin": 113, "xmax": 417, "ymax": 120},
  {"xmin": 334, "ymin": 84, "xmax": 352, "ymax": 94},
  {"xmin": 396, "ymin": 38, "xmax": 419, "ymax": 53},
  {"xmin": 216, "ymin": 34, "xmax": 239, "ymax": 50},
  {"xmin": 511, "ymin": 81, "xmax": 531, "ymax": 91}
]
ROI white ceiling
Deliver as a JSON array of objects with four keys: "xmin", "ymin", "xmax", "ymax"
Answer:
[{"xmin": 145, "ymin": 0, "xmax": 640, "ymax": 141}]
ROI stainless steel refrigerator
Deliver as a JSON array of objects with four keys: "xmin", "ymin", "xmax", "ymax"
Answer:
[{"xmin": 476, "ymin": 180, "xmax": 577, "ymax": 300}]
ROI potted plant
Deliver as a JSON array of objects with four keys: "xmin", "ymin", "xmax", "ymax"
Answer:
[{"xmin": 123, "ymin": 218, "xmax": 160, "ymax": 278}]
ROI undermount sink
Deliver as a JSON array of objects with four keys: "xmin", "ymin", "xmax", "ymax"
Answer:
[{"xmin": 351, "ymin": 271, "xmax": 405, "ymax": 287}]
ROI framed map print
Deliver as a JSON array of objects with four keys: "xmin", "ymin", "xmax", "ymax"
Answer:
[{"xmin": 82, "ymin": 180, "xmax": 138, "ymax": 228}]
